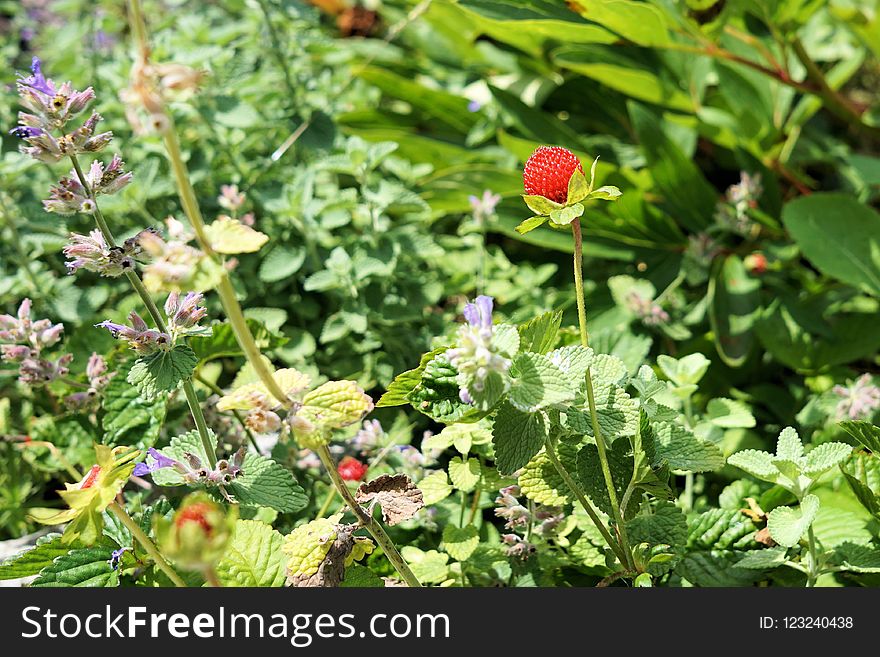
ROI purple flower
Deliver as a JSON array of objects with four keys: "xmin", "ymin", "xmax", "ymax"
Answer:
[
  {"xmin": 108, "ymin": 547, "xmax": 131, "ymax": 570},
  {"xmin": 462, "ymin": 295, "xmax": 494, "ymax": 331},
  {"xmin": 833, "ymin": 374, "xmax": 880, "ymax": 421},
  {"xmin": 467, "ymin": 100, "xmax": 482, "ymax": 112},
  {"xmin": 468, "ymin": 189, "xmax": 501, "ymax": 223},
  {"xmin": 133, "ymin": 448, "xmax": 180, "ymax": 477},
  {"xmin": 9, "ymin": 126, "xmax": 42, "ymax": 139},
  {"xmin": 18, "ymin": 57, "xmax": 56, "ymax": 96}
]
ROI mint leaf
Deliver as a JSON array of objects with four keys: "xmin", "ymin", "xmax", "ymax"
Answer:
[
  {"xmin": 508, "ymin": 352, "xmax": 573, "ymax": 412},
  {"xmin": 492, "ymin": 403, "xmax": 548, "ymax": 475},
  {"xmin": 30, "ymin": 545, "xmax": 116, "ymax": 587},
  {"xmin": 127, "ymin": 345, "xmax": 198, "ymax": 400},
  {"xmin": 216, "ymin": 520, "xmax": 286, "ymax": 587},
  {"xmin": 102, "ymin": 359, "xmax": 167, "ymax": 446},
  {"xmin": 652, "ymin": 422, "xmax": 724, "ymax": 473},
  {"xmin": 442, "ymin": 525, "xmax": 479, "ymax": 561},
  {"xmin": 768, "ymin": 495, "xmax": 820, "ymax": 548},
  {"xmin": 518, "ymin": 310, "xmax": 562, "ymax": 355},
  {"xmin": 0, "ymin": 533, "xmax": 69, "ymax": 580}
]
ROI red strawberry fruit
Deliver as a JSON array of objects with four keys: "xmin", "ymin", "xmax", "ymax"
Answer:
[
  {"xmin": 338, "ymin": 456, "xmax": 368, "ymax": 482},
  {"xmin": 523, "ymin": 146, "xmax": 584, "ymax": 205}
]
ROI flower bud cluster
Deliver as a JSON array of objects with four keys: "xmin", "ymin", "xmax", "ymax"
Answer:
[
  {"xmin": 446, "ymin": 295, "xmax": 511, "ymax": 404},
  {"xmin": 138, "ymin": 217, "xmax": 211, "ymax": 292},
  {"xmin": 44, "ymin": 155, "xmax": 132, "ymax": 215},
  {"xmin": 833, "ymin": 374, "xmax": 880, "ymax": 421},
  {"xmin": 625, "ymin": 290, "xmax": 670, "ymax": 326},
  {"xmin": 164, "ymin": 291, "xmax": 209, "ymax": 338},
  {"xmin": 95, "ymin": 311, "xmax": 171, "ymax": 355},
  {"xmin": 0, "ymin": 298, "xmax": 72, "ymax": 385},
  {"xmin": 65, "ymin": 353, "xmax": 115, "ymax": 410},
  {"xmin": 63, "ymin": 228, "xmax": 148, "ymax": 276}
]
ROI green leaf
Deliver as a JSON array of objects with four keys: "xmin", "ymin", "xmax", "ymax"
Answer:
[
  {"xmin": 259, "ymin": 245, "xmax": 306, "ymax": 282},
  {"xmin": 706, "ymin": 398, "xmax": 756, "ymax": 428},
  {"xmin": 442, "ymin": 525, "xmax": 480, "ymax": 561},
  {"xmin": 0, "ymin": 533, "xmax": 70, "ymax": 580},
  {"xmin": 735, "ymin": 546, "xmax": 789, "ymax": 570},
  {"xmin": 656, "ymin": 353, "xmax": 710, "ymax": 387},
  {"xmin": 341, "ymin": 563, "xmax": 385, "ymax": 587},
  {"xmin": 840, "ymin": 421, "xmax": 880, "ymax": 454},
  {"xmin": 448, "ymin": 457, "xmax": 481, "ymax": 493},
  {"xmin": 830, "ymin": 542, "xmax": 880, "ymax": 573},
  {"xmin": 30, "ymin": 546, "xmax": 116, "ymax": 587},
  {"xmin": 102, "ymin": 359, "xmax": 167, "ymax": 446},
  {"xmin": 676, "ymin": 551, "xmax": 763, "ymax": 587},
  {"xmin": 216, "ymin": 520, "xmax": 286, "ymax": 587},
  {"xmin": 205, "ymin": 216, "xmax": 269, "ymax": 254},
  {"xmin": 782, "ymin": 193, "xmax": 880, "ymax": 296},
  {"xmin": 418, "ymin": 471, "xmax": 453, "ymax": 505},
  {"xmin": 518, "ymin": 310, "xmax": 563, "ymax": 354},
  {"xmin": 569, "ymin": 0, "xmax": 671, "ymax": 47},
  {"xmin": 407, "ymin": 353, "xmax": 481, "ymax": 423},
  {"xmin": 776, "ymin": 426, "xmax": 804, "ymax": 461},
  {"xmin": 378, "ymin": 348, "xmax": 446, "ymax": 408},
  {"xmin": 401, "ymin": 547, "xmax": 450, "ymax": 585},
  {"xmin": 547, "ymin": 345, "xmax": 593, "ymax": 388},
  {"xmin": 803, "ymin": 442, "xmax": 852, "ymax": 477},
  {"xmin": 627, "ymin": 502, "xmax": 687, "ymax": 550},
  {"xmin": 589, "ymin": 185, "xmax": 622, "ymax": 201},
  {"xmin": 767, "ymin": 494, "xmax": 820, "ymax": 548},
  {"xmin": 576, "ymin": 441, "xmax": 633, "ymax": 518},
  {"xmin": 127, "ymin": 345, "xmax": 198, "ymax": 401},
  {"xmin": 519, "ymin": 446, "xmax": 575, "ymax": 506},
  {"xmin": 548, "ymin": 203, "xmax": 584, "ymax": 226},
  {"xmin": 508, "ymin": 353, "xmax": 573, "ymax": 412},
  {"xmin": 515, "ymin": 215, "xmax": 549, "ymax": 234},
  {"xmin": 727, "ymin": 449, "xmax": 777, "ymax": 481},
  {"xmin": 566, "ymin": 169, "xmax": 590, "ymax": 205},
  {"xmin": 708, "ymin": 255, "xmax": 761, "ymax": 367},
  {"xmin": 492, "ymin": 403, "xmax": 549, "ymax": 475},
  {"xmin": 652, "ymin": 422, "xmax": 725, "ymax": 473},
  {"xmin": 190, "ymin": 319, "xmax": 287, "ymax": 363},
  {"xmin": 522, "ymin": 194, "xmax": 561, "ymax": 216}
]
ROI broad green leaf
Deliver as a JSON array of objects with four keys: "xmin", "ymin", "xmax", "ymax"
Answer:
[
  {"xmin": 708, "ymin": 255, "xmax": 760, "ymax": 367},
  {"xmin": 378, "ymin": 348, "xmax": 446, "ymax": 408},
  {"xmin": 803, "ymin": 442, "xmax": 852, "ymax": 477},
  {"xmin": 341, "ymin": 563, "xmax": 384, "ymax": 587},
  {"xmin": 205, "ymin": 216, "xmax": 269, "ymax": 254},
  {"xmin": 831, "ymin": 542, "xmax": 880, "ymax": 573},
  {"xmin": 627, "ymin": 502, "xmax": 687, "ymax": 550},
  {"xmin": 727, "ymin": 449, "xmax": 777, "ymax": 481},
  {"xmin": 522, "ymin": 194, "xmax": 562, "ymax": 216},
  {"xmin": 282, "ymin": 518, "xmax": 337, "ymax": 578},
  {"xmin": 840, "ymin": 421, "xmax": 880, "ymax": 454},
  {"xmin": 102, "ymin": 359, "xmax": 166, "ymax": 446},
  {"xmin": 657, "ymin": 353, "xmax": 710, "ymax": 387},
  {"xmin": 776, "ymin": 426, "xmax": 804, "ymax": 461},
  {"xmin": 652, "ymin": 422, "xmax": 725, "ymax": 473},
  {"xmin": 518, "ymin": 310, "xmax": 563, "ymax": 354},
  {"xmin": 576, "ymin": 441, "xmax": 633, "ymax": 518},
  {"xmin": 30, "ymin": 546, "xmax": 116, "ymax": 587},
  {"xmin": 548, "ymin": 203, "xmax": 584, "ymax": 226},
  {"xmin": 259, "ymin": 245, "xmax": 306, "ymax": 282},
  {"xmin": 547, "ymin": 345, "xmax": 593, "ymax": 388},
  {"xmin": 508, "ymin": 353, "xmax": 573, "ymax": 412},
  {"xmin": 570, "ymin": 0, "xmax": 671, "ymax": 47},
  {"xmin": 782, "ymin": 194, "xmax": 880, "ymax": 296},
  {"xmin": 768, "ymin": 494, "xmax": 820, "ymax": 548},
  {"xmin": 442, "ymin": 525, "xmax": 480, "ymax": 561},
  {"xmin": 408, "ymin": 353, "xmax": 481, "ymax": 424},
  {"xmin": 519, "ymin": 447, "xmax": 574, "ymax": 506},
  {"xmin": 705, "ymin": 398, "xmax": 756, "ymax": 428},
  {"xmin": 216, "ymin": 520, "xmax": 286, "ymax": 587},
  {"xmin": 492, "ymin": 403, "xmax": 549, "ymax": 475},
  {"xmin": 448, "ymin": 457, "xmax": 481, "ymax": 493},
  {"xmin": 127, "ymin": 345, "xmax": 199, "ymax": 401},
  {"xmin": 735, "ymin": 546, "xmax": 789, "ymax": 570},
  {"xmin": 0, "ymin": 533, "xmax": 70, "ymax": 580},
  {"xmin": 418, "ymin": 471, "xmax": 453, "ymax": 505},
  {"xmin": 400, "ymin": 547, "xmax": 450, "ymax": 584}
]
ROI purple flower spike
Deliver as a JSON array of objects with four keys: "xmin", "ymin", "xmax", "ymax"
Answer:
[
  {"xmin": 463, "ymin": 295, "xmax": 494, "ymax": 330},
  {"xmin": 18, "ymin": 57, "xmax": 56, "ymax": 96},
  {"xmin": 133, "ymin": 448, "xmax": 179, "ymax": 477},
  {"xmin": 9, "ymin": 126, "xmax": 42, "ymax": 139}
]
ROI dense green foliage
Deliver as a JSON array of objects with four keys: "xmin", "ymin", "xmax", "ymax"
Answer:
[{"xmin": 1, "ymin": 0, "xmax": 879, "ymax": 587}]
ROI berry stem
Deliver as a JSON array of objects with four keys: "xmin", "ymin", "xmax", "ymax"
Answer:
[
  {"xmin": 571, "ymin": 219, "xmax": 635, "ymax": 572},
  {"xmin": 109, "ymin": 502, "xmax": 186, "ymax": 587}
]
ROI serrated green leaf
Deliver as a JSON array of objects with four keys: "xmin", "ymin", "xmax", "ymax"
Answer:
[
  {"xmin": 519, "ymin": 444, "xmax": 578, "ymax": 506},
  {"xmin": 378, "ymin": 348, "xmax": 446, "ymax": 408},
  {"xmin": 492, "ymin": 403, "xmax": 548, "ymax": 475},
  {"xmin": 442, "ymin": 525, "xmax": 479, "ymax": 561},
  {"xmin": 448, "ymin": 457, "xmax": 481, "ymax": 492},
  {"xmin": 656, "ymin": 353, "xmax": 710, "ymax": 387},
  {"xmin": 803, "ymin": 442, "xmax": 852, "ymax": 477},
  {"xmin": 408, "ymin": 353, "xmax": 480, "ymax": 423},
  {"xmin": 776, "ymin": 426, "xmax": 804, "ymax": 461},
  {"xmin": 30, "ymin": 545, "xmax": 116, "ymax": 587},
  {"xmin": 566, "ymin": 169, "xmax": 589, "ymax": 204},
  {"xmin": 652, "ymin": 422, "xmax": 724, "ymax": 473},
  {"xmin": 341, "ymin": 563, "xmax": 384, "ymax": 587},
  {"xmin": 508, "ymin": 352, "xmax": 573, "ymax": 412},
  {"xmin": 102, "ymin": 359, "xmax": 167, "ymax": 446},
  {"xmin": 401, "ymin": 547, "xmax": 450, "ymax": 584},
  {"xmin": 522, "ymin": 194, "xmax": 562, "ymax": 216},
  {"xmin": 576, "ymin": 441, "xmax": 633, "ymax": 518},
  {"xmin": 259, "ymin": 245, "xmax": 306, "ymax": 282},
  {"xmin": 830, "ymin": 542, "xmax": 880, "ymax": 573},
  {"xmin": 734, "ymin": 546, "xmax": 789, "ymax": 570},
  {"xmin": 127, "ymin": 345, "xmax": 198, "ymax": 401},
  {"xmin": 768, "ymin": 495, "xmax": 820, "ymax": 548},
  {"xmin": 727, "ymin": 449, "xmax": 777, "ymax": 481},
  {"xmin": 0, "ymin": 533, "xmax": 70, "ymax": 580},
  {"xmin": 547, "ymin": 345, "xmax": 593, "ymax": 388},
  {"xmin": 627, "ymin": 502, "xmax": 687, "ymax": 549},
  {"xmin": 839, "ymin": 421, "xmax": 880, "ymax": 454},
  {"xmin": 518, "ymin": 311, "xmax": 563, "ymax": 354},
  {"xmin": 418, "ymin": 470, "xmax": 453, "ymax": 505},
  {"xmin": 216, "ymin": 520, "xmax": 286, "ymax": 587},
  {"xmin": 282, "ymin": 518, "xmax": 337, "ymax": 578}
]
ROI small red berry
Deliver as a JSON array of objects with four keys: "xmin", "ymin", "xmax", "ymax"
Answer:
[
  {"xmin": 79, "ymin": 464, "xmax": 101, "ymax": 489},
  {"xmin": 175, "ymin": 501, "xmax": 215, "ymax": 535},
  {"xmin": 523, "ymin": 146, "xmax": 584, "ymax": 204},
  {"xmin": 338, "ymin": 456, "xmax": 368, "ymax": 482},
  {"xmin": 744, "ymin": 252, "xmax": 768, "ymax": 275}
]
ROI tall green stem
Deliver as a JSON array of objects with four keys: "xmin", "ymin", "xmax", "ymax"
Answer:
[
  {"xmin": 109, "ymin": 502, "xmax": 186, "ymax": 587},
  {"xmin": 571, "ymin": 220, "xmax": 634, "ymax": 571},
  {"xmin": 806, "ymin": 526, "xmax": 819, "ymax": 588},
  {"xmin": 68, "ymin": 152, "xmax": 217, "ymax": 467},
  {"xmin": 543, "ymin": 437, "xmax": 628, "ymax": 566},
  {"xmin": 316, "ymin": 446, "xmax": 422, "ymax": 587}
]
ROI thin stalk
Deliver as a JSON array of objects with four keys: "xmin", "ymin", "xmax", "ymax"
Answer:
[
  {"xmin": 571, "ymin": 220, "xmax": 634, "ymax": 571},
  {"xmin": 467, "ymin": 486, "xmax": 481, "ymax": 525},
  {"xmin": 543, "ymin": 437, "xmax": 628, "ymax": 566},
  {"xmin": 316, "ymin": 446, "xmax": 422, "ymax": 587},
  {"xmin": 196, "ymin": 374, "xmax": 262, "ymax": 454},
  {"xmin": 68, "ymin": 152, "xmax": 217, "ymax": 467},
  {"xmin": 682, "ymin": 397, "xmax": 696, "ymax": 513},
  {"xmin": 109, "ymin": 502, "xmax": 186, "ymax": 587},
  {"xmin": 806, "ymin": 526, "xmax": 820, "ymax": 588},
  {"xmin": 204, "ymin": 567, "xmax": 223, "ymax": 588},
  {"xmin": 315, "ymin": 487, "xmax": 338, "ymax": 518}
]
